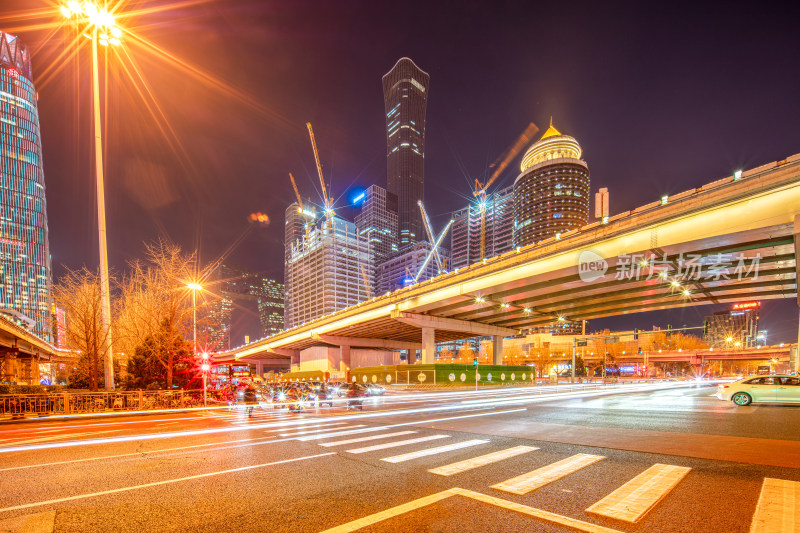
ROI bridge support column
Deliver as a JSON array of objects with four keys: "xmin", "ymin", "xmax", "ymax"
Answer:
[
  {"xmin": 795, "ymin": 214, "xmax": 800, "ymax": 374},
  {"xmin": 492, "ymin": 335, "xmax": 503, "ymax": 365},
  {"xmin": 421, "ymin": 327, "xmax": 435, "ymax": 364},
  {"xmin": 340, "ymin": 345, "xmax": 351, "ymax": 375},
  {"xmin": 290, "ymin": 352, "xmax": 300, "ymax": 372}
]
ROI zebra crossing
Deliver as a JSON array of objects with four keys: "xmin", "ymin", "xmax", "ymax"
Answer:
[{"xmin": 294, "ymin": 421, "xmax": 800, "ymax": 532}]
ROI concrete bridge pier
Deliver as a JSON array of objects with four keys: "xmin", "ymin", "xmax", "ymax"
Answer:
[
  {"xmin": 492, "ymin": 335, "xmax": 504, "ymax": 364},
  {"xmin": 421, "ymin": 328, "xmax": 435, "ymax": 364}
]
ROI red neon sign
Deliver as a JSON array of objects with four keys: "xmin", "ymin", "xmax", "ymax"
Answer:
[
  {"xmin": 6, "ymin": 68, "xmax": 19, "ymax": 79},
  {"xmin": 732, "ymin": 301, "xmax": 760, "ymax": 310}
]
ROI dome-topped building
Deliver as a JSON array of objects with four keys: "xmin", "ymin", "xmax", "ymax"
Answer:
[{"xmin": 513, "ymin": 119, "xmax": 590, "ymax": 247}]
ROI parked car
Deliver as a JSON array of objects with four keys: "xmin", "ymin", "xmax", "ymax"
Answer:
[{"xmin": 716, "ymin": 375, "xmax": 800, "ymax": 406}]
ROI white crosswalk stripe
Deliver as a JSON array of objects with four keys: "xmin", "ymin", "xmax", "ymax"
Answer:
[
  {"xmin": 586, "ymin": 463, "xmax": 691, "ymax": 523},
  {"xmin": 381, "ymin": 440, "xmax": 489, "ymax": 464},
  {"xmin": 749, "ymin": 477, "xmax": 800, "ymax": 533},
  {"xmin": 319, "ymin": 431, "xmax": 417, "ymax": 447},
  {"xmin": 299, "ymin": 427, "xmax": 385, "ymax": 441},
  {"xmin": 492, "ymin": 453, "xmax": 605, "ymax": 495},
  {"xmin": 347, "ymin": 435, "xmax": 450, "ymax": 455},
  {"xmin": 428, "ymin": 445, "xmax": 539, "ymax": 476},
  {"xmin": 280, "ymin": 425, "xmax": 366, "ymax": 437}
]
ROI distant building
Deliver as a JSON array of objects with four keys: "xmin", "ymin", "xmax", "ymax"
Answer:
[
  {"xmin": 376, "ymin": 241, "xmax": 448, "ymax": 295},
  {"xmin": 383, "ymin": 57, "xmax": 429, "ymax": 248},
  {"xmin": 703, "ymin": 302, "xmax": 760, "ymax": 348},
  {"xmin": 355, "ymin": 185, "xmax": 398, "ymax": 291},
  {"xmin": 514, "ymin": 119, "xmax": 590, "ymax": 247},
  {"xmin": 595, "ymin": 187, "xmax": 609, "ymax": 221},
  {"xmin": 0, "ymin": 32, "xmax": 52, "ymax": 341},
  {"xmin": 285, "ymin": 217, "xmax": 371, "ymax": 328},
  {"xmin": 527, "ymin": 320, "xmax": 587, "ymax": 337},
  {"xmin": 258, "ymin": 278, "xmax": 284, "ymax": 337},
  {"xmin": 450, "ymin": 185, "xmax": 514, "ymax": 269},
  {"xmin": 206, "ymin": 265, "xmax": 284, "ymax": 350}
]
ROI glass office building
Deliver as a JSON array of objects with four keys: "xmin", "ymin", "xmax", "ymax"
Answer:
[
  {"xmin": 0, "ymin": 32, "xmax": 52, "ymax": 341},
  {"xmin": 382, "ymin": 58, "xmax": 429, "ymax": 248}
]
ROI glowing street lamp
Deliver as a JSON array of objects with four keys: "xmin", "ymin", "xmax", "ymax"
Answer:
[
  {"xmin": 61, "ymin": 2, "xmax": 123, "ymax": 390},
  {"xmin": 187, "ymin": 282, "xmax": 205, "ymax": 406}
]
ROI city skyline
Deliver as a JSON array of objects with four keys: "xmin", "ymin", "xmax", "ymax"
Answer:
[{"xmin": 1, "ymin": 0, "xmax": 798, "ymax": 342}]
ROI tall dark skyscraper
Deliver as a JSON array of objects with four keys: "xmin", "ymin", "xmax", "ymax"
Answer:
[
  {"xmin": 0, "ymin": 32, "xmax": 52, "ymax": 341},
  {"xmin": 513, "ymin": 120, "xmax": 590, "ymax": 248},
  {"xmin": 382, "ymin": 57, "xmax": 429, "ymax": 249}
]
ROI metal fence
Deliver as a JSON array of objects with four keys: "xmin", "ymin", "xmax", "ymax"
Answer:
[{"xmin": 0, "ymin": 389, "xmax": 220, "ymax": 419}]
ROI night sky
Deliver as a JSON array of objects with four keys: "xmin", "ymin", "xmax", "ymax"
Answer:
[{"xmin": 4, "ymin": 0, "xmax": 799, "ymax": 344}]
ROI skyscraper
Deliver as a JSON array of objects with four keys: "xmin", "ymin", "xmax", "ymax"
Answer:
[
  {"xmin": 382, "ymin": 57, "xmax": 429, "ymax": 249},
  {"xmin": 355, "ymin": 184, "xmax": 398, "ymax": 292},
  {"xmin": 450, "ymin": 185, "xmax": 515, "ymax": 269},
  {"xmin": 285, "ymin": 217, "xmax": 371, "ymax": 328},
  {"xmin": 514, "ymin": 120, "xmax": 590, "ymax": 248},
  {"xmin": 0, "ymin": 33, "xmax": 52, "ymax": 341}
]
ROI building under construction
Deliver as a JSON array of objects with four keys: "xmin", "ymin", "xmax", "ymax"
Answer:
[
  {"xmin": 450, "ymin": 185, "xmax": 514, "ymax": 269},
  {"xmin": 284, "ymin": 217, "xmax": 372, "ymax": 329}
]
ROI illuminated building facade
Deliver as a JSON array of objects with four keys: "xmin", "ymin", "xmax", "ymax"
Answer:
[
  {"xmin": 376, "ymin": 241, "xmax": 448, "ymax": 295},
  {"xmin": 513, "ymin": 120, "xmax": 590, "ymax": 247},
  {"xmin": 450, "ymin": 185, "xmax": 514, "ymax": 269},
  {"xmin": 703, "ymin": 302, "xmax": 760, "ymax": 348},
  {"xmin": 383, "ymin": 58, "xmax": 429, "ymax": 248},
  {"xmin": 355, "ymin": 185, "xmax": 398, "ymax": 291},
  {"xmin": 284, "ymin": 202, "xmax": 315, "ymax": 328},
  {"xmin": 0, "ymin": 33, "xmax": 52, "ymax": 341},
  {"xmin": 285, "ymin": 217, "xmax": 371, "ymax": 328}
]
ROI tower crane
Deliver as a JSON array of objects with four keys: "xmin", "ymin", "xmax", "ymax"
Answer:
[
  {"xmin": 306, "ymin": 122, "xmax": 334, "ymax": 229},
  {"xmin": 473, "ymin": 122, "xmax": 539, "ymax": 260},
  {"xmin": 289, "ymin": 172, "xmax": 314, "ymax": 242},
  {"xmin": 418, "ymin": 200, "xmax": 445, "ymax": 272}
]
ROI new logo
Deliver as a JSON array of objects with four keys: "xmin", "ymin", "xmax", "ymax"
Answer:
[{"xmin": 578, "ymin": 250, "xmax": 608, "ymax": 283}]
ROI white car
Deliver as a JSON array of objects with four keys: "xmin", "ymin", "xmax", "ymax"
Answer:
[{"xmin": 716, "ymin": 375, "xmax": 800, "ymax": 406}]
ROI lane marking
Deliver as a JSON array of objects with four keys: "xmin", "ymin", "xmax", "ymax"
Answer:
[
  {"xmin": 0, "ymin": 430, "xmax": 122, "ymax": 447},
  {"xmin": 318, "ymin": 487, "xmax": 622, "ymax": 533},
  {"xmin": 492, "ymin": 453, "xmax": 605, "ymax": 495},
  {"xmin": 0, "ymin": 436, "xmax": 278, "ymax": 472},
  {"xmin": 319, "ymin": 431, "xmax": 417, "ymax": 447},
  {"xmin": 586, "ymin": 463, "xmax": 691, "ymax": 523},
  {"xmin": 347, "ymin": 435, "xmax": 450, "ymax": 454},
  {"xmin": 279, "ymin": 425, "xmax": 365, "ymax": 437},
  {"xmin": 428, "ymin": 445, "xmax": 538, "ymax": 476},
  {"xmin": 750, "ymin": 477, "xmax": 799, "ymax": 533},
  {"xmin": 381, "ymin": 440, "xmax": 489, "ymax": 463},
  {"xmin": 0, "ymin": 452, "xmax": 335, "ymax": 514},
  {"xmin": 264, "ymin": 421, "xmax": 350, "ymax": 434}
]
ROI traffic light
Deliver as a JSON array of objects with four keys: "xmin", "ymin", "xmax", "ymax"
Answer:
[
  {"xmin": 201, "ymin": 352, "xmax": 211, "ymax": 373},
  {"xmin": 666, "ymin": 325, "xmax": 672, "ymax": 337},
  {"xmin": 473, "ymin": 357, "xmax": 478, "ymax": 368},
  {"xmin": 633, "ymin": 328, "xmax": 639, "ymax": 340}
]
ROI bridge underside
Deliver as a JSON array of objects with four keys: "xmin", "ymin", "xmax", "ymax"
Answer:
[{"xmin": 416, "ymin": 224, "xmax": 797, "ymax": 329}]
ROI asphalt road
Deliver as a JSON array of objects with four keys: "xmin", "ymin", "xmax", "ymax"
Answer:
[{"xmin": 1, "ymin": 382, "xmax": 799, "ymax": 532}]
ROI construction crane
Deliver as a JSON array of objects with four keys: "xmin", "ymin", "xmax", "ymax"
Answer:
[
  {"xmin": 289, "ymin": 172, "xmax": 314, "ymax": 242},
  {"xmin": 418, "ymin": 201, "xmax": 444, "ymax": 272},
  {"xmin": 306, "ymin": 122, "xmax": 334, "ymax": 229},
  {"xmin": 414, "ymin": 209, "xmax": 454, "ymax": 283},
  {"xmin": 473, "ymin": 122, "xmax": 539, "ymax": 260}
]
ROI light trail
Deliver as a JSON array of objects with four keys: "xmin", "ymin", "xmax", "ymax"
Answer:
[{"xmin": 0, "ymin": 383, "xmax": 701, "ymax": 455}]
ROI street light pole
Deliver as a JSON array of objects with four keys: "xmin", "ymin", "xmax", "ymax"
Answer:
[
  {"xmin": 62, "ymin": 2, "xmax": 122, "ymax": 391},
  {"xmin": 91, "ymin": 25, "xmax": 114, "ymax": 391}
]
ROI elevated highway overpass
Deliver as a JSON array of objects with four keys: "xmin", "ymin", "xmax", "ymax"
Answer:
[{"xmin": 225, "ymin": 153, "xmax": 800, "ymax": 376}]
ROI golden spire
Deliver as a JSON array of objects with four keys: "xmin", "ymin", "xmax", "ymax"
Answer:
[{"xmin": 540, "ymin": 116, "xmax": 561, "ymax": 140}]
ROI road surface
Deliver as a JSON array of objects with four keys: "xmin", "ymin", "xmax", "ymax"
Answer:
[{"xmin": 1, "ymin": 382, "xmax": 799, "ymax": 532}]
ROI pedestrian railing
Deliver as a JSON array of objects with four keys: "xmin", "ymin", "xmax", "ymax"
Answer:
[{"xmin": 0, "ymin": 389, "xmax": 223, "ymax": 419}]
